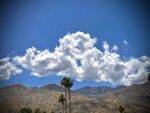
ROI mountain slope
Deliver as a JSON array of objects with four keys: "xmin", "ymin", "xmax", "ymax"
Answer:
[
  {"xmin": 74, "ymin": 86, "xmax": 113, "ymax": 95},
  {"xmin": 74, "ymin": 85, "xmax": 126, "ymax": 95},
  {"xmin": 40, "ymin": 84, "xmax": 65, "ymax": 92},
  {"xmin": 99, "ymin": 82, "xmax": 150, "ymax": 113},
  {"xmin": 0, "ymin": 82, "xmax": 150, "ymax": 113}
]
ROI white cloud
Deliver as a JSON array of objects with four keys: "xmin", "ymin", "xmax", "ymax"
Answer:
[
  {"xmin": 14, "ymin": 32, "xmax": 97, "ymax": 78},
  {"xmin": 103, "ymin": 41, "xmax": 109, "ymax": 51},
  {"xmin": 2, "ymin": 31, "xmax": 150, "ymax": 86},
  {"xmin": 0, "ymin": 57, "xmax": 22, "ymax": 80},
  {"xmin": 112, "ymin": 45, "xmax": 118, "ymax": 51},
  {"xmin": 123, "ymin": 40, "xmax": 128, "ymax": 45}
]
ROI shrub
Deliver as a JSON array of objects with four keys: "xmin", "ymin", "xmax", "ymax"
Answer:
[
  {"xmin": 119, "ymin": 105, "xmax": 125, "ymax": 113},
  {"xmin": 18, "ymin": 107, "xmax": 47, "ymax": 113},
  {"xmin": 18, "ymin": 107, "xmax": 33, "ymax": 113}
]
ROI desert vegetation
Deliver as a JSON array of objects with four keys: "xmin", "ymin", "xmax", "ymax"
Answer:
[
  {"xmin": 118, "ymin": 105, "xmax": 125, "ymax": 113},
  {"xmin": 18, "ymin": 107, "xmax": 47, "ymax": 113}
]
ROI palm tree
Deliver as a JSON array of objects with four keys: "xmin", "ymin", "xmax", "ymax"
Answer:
[
  {"xmin": 61, "ymin": 77, "xmax": 73, "ymax": 113},
  {"xmin": 59, "ymin": 94, "xmax": 66, "ymax": 113},
  {"xmin": 64, "ymin": 77, "xmax": 73, "ymax": 113},
  {"xmin": 61, "ymin": 77, "xmax": 68, "ymax": 113}
]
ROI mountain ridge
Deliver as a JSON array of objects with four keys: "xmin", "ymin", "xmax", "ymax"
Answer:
[
  {"xmin": 0, "ymin": 82, "xmax": 150, "ymax": 113},
  {"xmin": 0, "ymin": 83, "xmax": 127, "ymax": 95}
]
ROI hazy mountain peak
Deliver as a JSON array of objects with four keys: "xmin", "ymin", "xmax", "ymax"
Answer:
[{"xmin": 41, "ymin": 84, "xmax": 64, "ymax": 92}]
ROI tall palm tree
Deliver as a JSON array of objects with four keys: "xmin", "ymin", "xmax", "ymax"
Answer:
[
  {"xmin": 64, "ymin": 78, "xmax": 73, "ymax": 113},
  {"xmin": 61, "ymin": 77, "xmax": 73, "ymax": 113},
  {"xmin": 61, "ymin": 77, "xmax": 68, "ymax": 113},
  {"xmin": 59, "ymin": 94, "xmax": 66, "ymax": 113}
]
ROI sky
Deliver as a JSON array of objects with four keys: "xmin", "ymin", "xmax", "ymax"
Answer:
[{"xmin": 0, "ymin": 0, "xmax": 150, "ymax": 89}]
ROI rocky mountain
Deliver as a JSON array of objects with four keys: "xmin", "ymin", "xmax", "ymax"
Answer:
[
  {"xmin": 74, "ymin": 86, "xmax": 113, "ymax": 95},
  {"xmin": 40, "ymin": 84, "xmax": 65, "ymax": 92},
  {"xmin": 40, "ymin": 83, "xmax": 127, "ymax": 95},
  {"xmin": 39, "ymin": 84, "xmax": 122, "ymax": 95},
  {"xmin": 0, "ymin": 82, "xmax": 150, "ymax": 113},
  {"xmin": 113, "ymin": 85, "xmax": 126, "ymax": 90},
  {"xmin": 99, "ymin": 82, "xmax": 150, "ymax": 113},
  {"xmin": 74, "ymin": 85, "xmax": 126, "ymax": 95}
]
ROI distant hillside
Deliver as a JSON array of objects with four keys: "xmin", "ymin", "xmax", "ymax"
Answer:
[
  {"xmin": 102, "ymin": 82, "xmax": 150, "ymax": 100},
  {"xmin": 74, "ymin": 85, "xmax": 126, "ymax": 95},
  {"xmin": 100, "ymin": 82, "xmax": 150, "ymax": 113},
  {"xmin": 40, "ymin": 84, "xmax": 65, "ymax": 92},
  {"xmin": 0, "ymin": 82, "xmax": 150, "ymax": 113},
  {"xmin": 40, "ymin": 84, "xmax": 126, "ymax": 95},
  {"xmin": 74, "ymin": 86, "xmax": 113, "ymax": 95}
]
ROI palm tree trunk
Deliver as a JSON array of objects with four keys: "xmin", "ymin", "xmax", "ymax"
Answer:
[
  {"xmin": 68, "ymin": 88, "xmax": 71, "ymax": 113},
  {"xmin": 63, "ymin": 103, "xmax": 64, "ymax": 113},
  {"xmin": 65, "ymin": 88, "xmax": 67, "ymax": 113}
]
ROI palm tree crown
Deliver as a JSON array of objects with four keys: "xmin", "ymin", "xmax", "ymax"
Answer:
[
  {"xmin": 61, "ymin": 77, "xmax": 73, "ymax": 88},
  {"xmin": 61, "ymin": 77, "xmax": 68, "ymax": 87}
]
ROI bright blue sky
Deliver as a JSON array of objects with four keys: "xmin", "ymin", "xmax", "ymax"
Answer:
[{"xmin": 0, "ymin": 0, "xmax": 150, "ymax": 89}]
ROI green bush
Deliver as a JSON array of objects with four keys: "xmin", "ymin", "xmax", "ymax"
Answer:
[
  {"xmin": 119, "ymin": 105, "xmax": 125, "ymax": 113},
  {"xmin": 18, "ymin": 107, "xmax": 47, "ymax": 113},
  {"xmin": 18, "ymin": 107, "xmax": 33, "ymax": 113}
]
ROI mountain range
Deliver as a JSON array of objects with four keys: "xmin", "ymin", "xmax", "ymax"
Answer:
[
  {"xmin": 39, "ymin": 84, "xmax": 126, "ymax": 95},
  {"xmin": 0, "ymin": 82, "xmax": 150, "ymax": 113},
  {"xmin": 74, "ymin": 85, "xmax": 126, "ymax": 95}
]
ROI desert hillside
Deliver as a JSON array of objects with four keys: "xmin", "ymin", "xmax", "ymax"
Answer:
[{"xmin": 0, "ymin": 82, "xmax": 150, "ymax": 113}]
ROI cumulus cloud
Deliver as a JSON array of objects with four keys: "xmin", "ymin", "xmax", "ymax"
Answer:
[
  {"xmin": 112, "ymin": 45, "xmax": 118, "ymax": 51},
  {"xmin": 2, "ymin": 32, "xmax": 150, "ymax": 86},
  {"xmin": 0, "ymin": 57, "xmax": 22, "ymax": 80},
  {"xmin": 123, "ymin": 40, "xmax": 128, "ymax": 46},
  {"xmin": 103, "ymin": 41, "xmax": 109, "ymax": 51}
]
